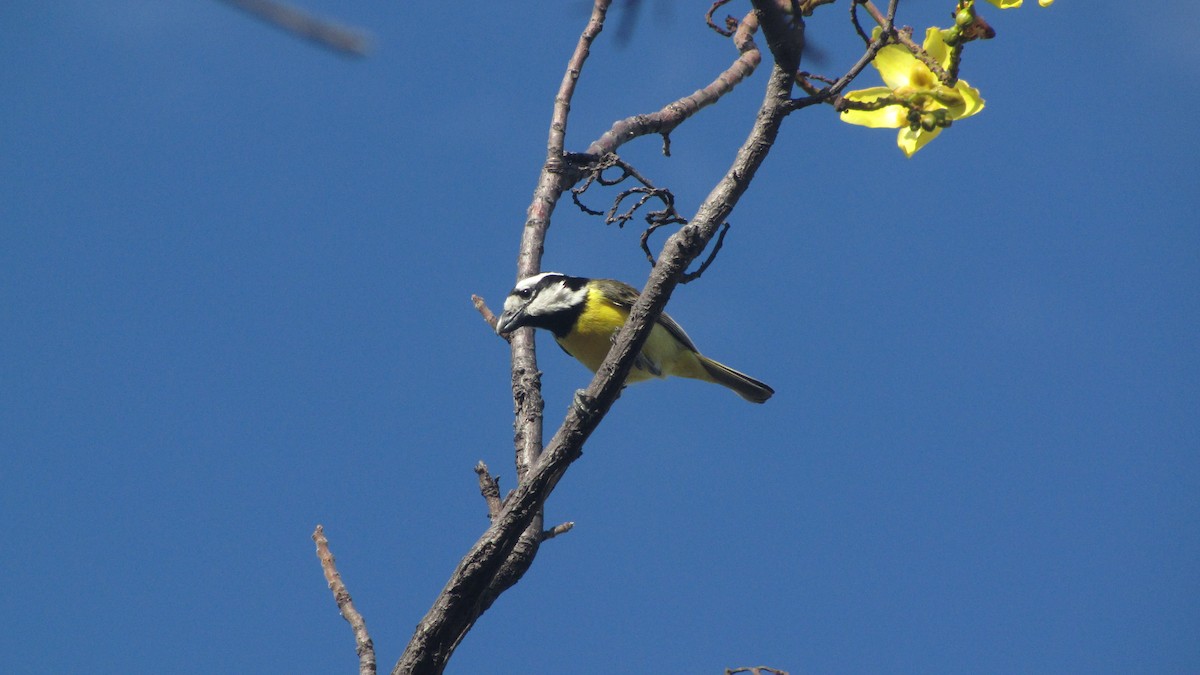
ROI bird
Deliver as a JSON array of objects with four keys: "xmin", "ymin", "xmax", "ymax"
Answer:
[{"xmin": 494, "ymin": 272, "xmax": 774, "ymax": 403}]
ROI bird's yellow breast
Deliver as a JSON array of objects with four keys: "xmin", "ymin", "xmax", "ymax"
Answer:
[{"xmin": 555, "ymin": 287, "xmax": 707, "ymax": 383}]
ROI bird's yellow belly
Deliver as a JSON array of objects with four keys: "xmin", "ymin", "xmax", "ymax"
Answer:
[{"xmin": 555, "ymin": 289, "xmax": 706, "ymax": 383}]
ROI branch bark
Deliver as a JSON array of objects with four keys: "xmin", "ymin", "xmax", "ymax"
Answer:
[{"xmin": 313, "ymin": 525, "xmax": 376, "ymax": 675}]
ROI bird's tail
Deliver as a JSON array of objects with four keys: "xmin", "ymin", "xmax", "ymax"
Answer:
[{"xmin": 696, "ymin": 354, "xmax": 774, "ymax": 403}]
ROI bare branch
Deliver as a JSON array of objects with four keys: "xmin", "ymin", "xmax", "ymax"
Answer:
[
  {"xmin": 850, "ymin": 0, "xmax": 872, "ymax": 46},
  {"xmin": 392, "ymin": 5, "xmax": 613, "ymax": 674},
  {"xmin": 313, "ymin": 525, "xmax": 376, "ymax": 675},
  {"xmin": 569, "ymin": 153, "xmax": 690, "ymax": 266},
  {"xmin": 788, "ymin": 35, "xmax": 888, "ymax": 110},
  {"xmin": 568, "ymin": 152, "xmax": 733, "ymax": 281},
  {"xmin": 470, "ymin": 295, "xmax": 506, "ymax": 341},
  {"xmin": 541, "ymin": 521, "xmax": 575, "ymax": 541},
  {"xmin": 787, "ymin": 0, "xmax": 896, "ymax": 111},
  {"xmin": 474, "ymin": 462, "xmax": 502, "ymax": 520},
  {"xmin": 585, "ymin": 12, "xmax": 760, "ymax": 158},
  {"xmin": 726, "ymin": 668, "xmax": 790, "ymax": 675},
  {"xmin": 513, "ymin": 0, "xmax": 612, "ymax": 482},
  {"xmin": 216, "ymin": 0, "xmax": 371, "ymax": 57}
]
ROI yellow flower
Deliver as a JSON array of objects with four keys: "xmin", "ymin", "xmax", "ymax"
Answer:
[
  {"xmin": 840, "ymin": 27, "xmax": 985, "ymax": 157},
  {"xmin": 985, "ymin": 0, "xmax": 1054, "ymax": 7}
]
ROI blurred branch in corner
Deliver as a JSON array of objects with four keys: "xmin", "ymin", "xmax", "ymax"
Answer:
[{"xmin": 216, "ymin": 0, "xmax": 372, "ymax": 57}]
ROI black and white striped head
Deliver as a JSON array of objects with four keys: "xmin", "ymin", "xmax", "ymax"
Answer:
[{"xmin": 495, "ymin": 272, "xmax": 588, "ymax": 337}]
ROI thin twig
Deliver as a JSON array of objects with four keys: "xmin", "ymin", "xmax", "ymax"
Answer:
[
  {"xmin": 471, "ymin": 295, "xmax": 506, "ymax": 341},
  {"xmin": 679, "ymin": 222, "xmax": 731, "ymax": 283},
  {"xmin": 570, "ymin": 154, "xmax": 691, "ymax": 266},
  {"xmin": 216, "ymin": 0, "xmax": 371, "ymax": 57},
  {"xmin": 706, "ymin": 0, "xmax": 739, "ymax": 37},
  {"xmin": 725, "ymin": 668, "xmax": 789, "ymax": 675},
  {"xmin": 787, "ymin": 36, "xmax": 886, "ymax": 110},
  {"xmin": 860, "ymin": 0, "xmax": 950, "ymax": 84},
  {"xmin": 544, "ymin": 2, "xmax": 610, "ymax": 176},
  {"xmin": 313, "ymin": 526, "xmax": 376, "ymax": 675},
  {"xmin": 850, "ymin": 0, "xmax": 871, "ymax": 45},
  {"xmin": 786, "ymin": 0, "xmax": 896, "ymax": 111},
  {"xmin": 585, "ymin": 12, "xmax": 760, "ymax": 158}
]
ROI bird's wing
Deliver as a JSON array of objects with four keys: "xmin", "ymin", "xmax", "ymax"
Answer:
[{"xmin": 593, "ymin": 278, "xmax": 699, "ymax": 352}]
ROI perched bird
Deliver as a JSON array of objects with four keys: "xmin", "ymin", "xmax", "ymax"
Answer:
[{"xmin": 495, "ymin": 272, "xmax": 774, "ymax": 403}]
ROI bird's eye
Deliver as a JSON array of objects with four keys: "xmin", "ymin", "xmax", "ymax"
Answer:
[{"xmin": 517, "ymin": 288, "xmax": 532, "ymax": 298}]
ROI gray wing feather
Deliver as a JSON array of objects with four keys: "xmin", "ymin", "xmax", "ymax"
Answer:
[{"xmin": 592, "ymin": 278, "xmax": 699, "ymax": 352}]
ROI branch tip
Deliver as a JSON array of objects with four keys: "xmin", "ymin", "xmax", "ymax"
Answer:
[
  {"xmin": 706, "ymin": 0, "xmax": 739, "ymax": 37},
  {"xmin": 541, "ymin": 522, "xmax": 576, "ymax": 541},
  {"xmin": 475, "ymin": 461, "xmax": 503, "ymax": 519},
  {"xmin": 312, "ymin": 525, "xmax": 376, "ymax": 675},
  {"xmin": 472, "ymin": 294, "xmax": 507, "ymax": 341}
]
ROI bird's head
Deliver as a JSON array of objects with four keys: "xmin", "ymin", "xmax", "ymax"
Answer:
[{"xmin": 495, "ymin": 272, "xmax": 588, "ymax": 335}]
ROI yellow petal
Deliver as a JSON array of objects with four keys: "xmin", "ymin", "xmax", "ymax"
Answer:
[
  {"xmin": 841, "ymin": 88, "xmax": 907, "ymax": 128},
  {"xmin": 921, "ymin": 27, "xmax": 951, "ymax": 71},
  {"xmin": 872, "ymin": 44, "xmax": 920, "ymax": 90},
  {"xmin": 898, "ymin": 126, "xmax": 942, "ymax": 157},
  {"xmin": 986, "ymin": 0, "xmax": 1023, "ymax": 7},
  {"xmin": 947, "ymin": 80, "xmax": 985, "ymax": 119},
  {"xmin": 1039, "ymin": 0, "xmax": 1053, "ymax": 6}
]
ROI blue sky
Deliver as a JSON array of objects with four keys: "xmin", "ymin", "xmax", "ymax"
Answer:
[{"xmin": 2, "ymin": 1, "xmax": 1197, "ymax": 673}]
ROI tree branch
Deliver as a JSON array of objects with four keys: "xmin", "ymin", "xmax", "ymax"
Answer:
[
  {"xmin": 788, "ymin": 0, "xmax": 895, "ymax": 112},
  {"xmin": 216, "ymin": 0, "xmax": 371, "ymax": 57},
  {"xmin": 470, "ymin": 295, "xmax": 505, "ymax": 340},
  {"xmin": 313, "ymin": 525, "xmax": 376, "ymax": 675},
  {"xmin": 541, "ymin": 521, "xmax": 575, "ymax": 541},
  {"xmin": 512, "ymin": 0, "xmax": 611, "ymax": 483},
  {"xmin": 585, "ymin": 11, "xmax": 760, "ymax": 158},
  {"xmin": 391, "ymin": 4, "xmax": 612, "ymax": 674}
]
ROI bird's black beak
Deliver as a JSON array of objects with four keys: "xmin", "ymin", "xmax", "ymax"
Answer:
[{"xmin": 495, "ymin": 307, "xmax": 524, "ymax": 335}]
